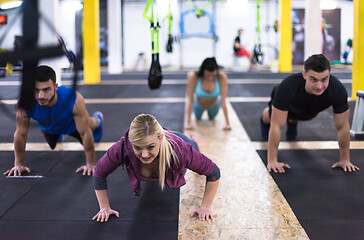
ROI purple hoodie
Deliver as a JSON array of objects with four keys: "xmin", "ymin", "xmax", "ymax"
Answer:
[{"xmin": 93, "ymin": 129, "xmax": 217, "ymax": 196}]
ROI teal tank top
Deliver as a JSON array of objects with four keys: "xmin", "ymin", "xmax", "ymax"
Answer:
[
  {"xmin": 26, "ymin": 86, "xmax": 77, "ymax": 135},
  {"xmin": 194, "ymin": 78, "xmax": 220, "ymax": 99}
]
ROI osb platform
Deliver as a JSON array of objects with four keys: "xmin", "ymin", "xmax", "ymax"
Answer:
[{"xmin": 179, "ymin": 102, "xmax": 309, "ymax": 239}]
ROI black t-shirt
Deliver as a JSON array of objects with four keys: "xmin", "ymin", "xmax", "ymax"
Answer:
[
  {"xmin": 234, "ymin": 36, "xmax": 240, "ymax": 52},
  {"xmin": 272, "ymin": 73, "xmax": 349, "ymax": 120}
]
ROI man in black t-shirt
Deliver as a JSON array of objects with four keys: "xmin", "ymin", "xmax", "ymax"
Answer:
[{"xmin": 260, "ymin": 54, "xmax": 359, "ymax": 173}]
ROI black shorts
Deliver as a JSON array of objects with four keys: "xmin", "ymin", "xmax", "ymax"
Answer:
[{"xmin": 42, "ymin": 130, "xmax": 83, "ymax": 149}]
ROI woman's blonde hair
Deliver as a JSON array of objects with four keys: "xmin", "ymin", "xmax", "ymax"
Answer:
[{"xmin": 129, "ymin": 114, "xmax": 178, "ymax": 190}]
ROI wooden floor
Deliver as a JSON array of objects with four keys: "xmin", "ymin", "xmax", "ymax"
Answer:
[{"xmin": 179, "ymin": 102, "xmax": 309, "ymax": 239}]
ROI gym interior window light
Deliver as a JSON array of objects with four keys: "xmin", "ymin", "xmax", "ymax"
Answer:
[
  {"xmin": 0, "ymin": 1, "xmax": 22, "ymax": 10},
  {"xmin": 320, "ymin": 0, "xmax": 337, "ymax": 10}
]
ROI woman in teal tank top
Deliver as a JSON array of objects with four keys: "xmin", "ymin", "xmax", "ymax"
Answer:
[{"xmin": 185, "ymin": 57, "xmax": 231, "ymax": 130}]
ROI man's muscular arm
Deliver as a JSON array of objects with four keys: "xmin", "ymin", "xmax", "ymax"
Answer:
[
  {"xmin": 4, "ymin": 109, "xmax": 31, "ymax": 176},
  {"xmin": 73, "ymin": 92, "xmax": 96, "ymax": 175},
  {"xmin": 267, "ymin": 106, "xmax": 291, "ymax": 173},
  {"xmin": 332, "ymin": 110, "xmax": 359, "ymax": 172}
]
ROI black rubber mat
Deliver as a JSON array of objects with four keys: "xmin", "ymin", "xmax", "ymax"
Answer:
[
  {"xmin": 232, "ymin": 101, "xmax": 356, "ymax": 141},
  {"xmin": 78, "ymin": 84, "xmax": 187, "ymax": 99},
  {"xmin": 229, "ymin": 84, "xmax": 278, "ymax": 97},
  {"xmin": 81, "ymin": 83, "xmax": 320, "ymax": 99},
  {"xmin": 0, "ymin": 151, "xmax": 65, "ymax": 178},
  {"xmin": 0, "ymin": 177, "xmax": 39, "ymax": 218},
  {"xmin": 62, "ymin": 71, "xmax": 293, "ymax": 81},
  {"xmin": 0, "ymin": 141, "xmax": 180, "ymax": 240},
  {"xmin": 0, "ymin": 101, "xmax": 183, "ymax": 239},
  {"xmin": 0, "ymin": 73, "xmax": 184, "ymax": 239},
  {"xmin": 0, "ymin": 220, "xmax": 177, "ymax": 240},
  {"xmin": 257, "ymin": 149, "xmax": 364, "ymax": 240},
  {"xmin": 0, "ymin": 151, "xmax": 102, "ymax": 216},
  {"xmin": 0, "ymin": 73, "xmax": 352, "ymax": 99},
  {"xmin": 1, "ymin": 175, "xmax": 178, "ymax": 222},
  {"xmin": 0, "ymin": 174, "xmax": 178, "ymax": 240}
]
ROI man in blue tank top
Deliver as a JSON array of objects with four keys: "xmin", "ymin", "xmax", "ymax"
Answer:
[{"xmin": 4, "ymin": 65, "xmax": 103, "ymax": 176}]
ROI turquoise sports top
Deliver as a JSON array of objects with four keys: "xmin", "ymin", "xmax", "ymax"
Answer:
[
  {"xmin": 26, "ymin": 86, "xmax": 77, "ymax": 135},
  {"xmin": 195, "ymin": 78, "xmax": 220, "ymax": 99}
]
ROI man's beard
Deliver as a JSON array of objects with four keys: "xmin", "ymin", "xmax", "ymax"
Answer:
[{"xmin": 38, "ymin": 89, "xmax": 56, "ymax": 107}]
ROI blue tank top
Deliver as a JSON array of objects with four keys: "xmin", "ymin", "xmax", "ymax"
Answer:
[
  {"xmin": 195, "ymin": 78, "xmax": 220, "ymax": 99},
  {"xmin": 26, "ymin": 86, "xmax": 77, "ymax": 135}
]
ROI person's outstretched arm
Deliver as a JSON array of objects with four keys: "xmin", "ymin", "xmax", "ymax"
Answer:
[
  {"xmin": 190, "ymin": 179, "xmax": 219, "ymax": 221},
  {"xmin": 92, "ymin": 189, "xmax": 119, "ymax": 222},
  {"xmin": 332, "ymin": 110, "xmax": 359, "ymax": 172},
  {"xmin": 185, "ymin": 73, "xmax": 197, "ymax": 130},
  {"xmin": 186, "ymin": 144, "xmax": 221, "ymax": 220},
  {"xmin": 92, "ymin": 139, "xmax": 124, "ymax": 222},
  {"xmin": 267, "ymin": 106, "xmax": 291, "ymax": 173},
  {"xmin": 4, "ymin": 109, "xmax": 31, "ymax": 176},
  {"xmin": 73, "ymin": 92, "xmax": 96, "ymax": 175},
  {"xmin": 218, "ymin": 72, "xmax": 231, "ymax": 130}
]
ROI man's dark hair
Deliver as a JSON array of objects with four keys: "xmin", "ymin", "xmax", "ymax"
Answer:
[
  {"xmin": 304, "ymin": 54, "xmax": 331, "ymax": 73},
  {"xmin": 36, "ymin": 65, "xmax": 56, "ymax": 84},
  {"xmin": 196, "ymin": 57, "xmax": 219, "ymax": 77}
]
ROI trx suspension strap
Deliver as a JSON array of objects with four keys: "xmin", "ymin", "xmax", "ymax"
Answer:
[
  {"xmin": 143, "ymin": 0, "xmax": 163, "ymax": 90},
  {"xmin": 253, "ymin": 0, "xmax": 264, "ymax": 65},
  {"xmin": 166, "ymin": 0, "xmax": 173, "ymax": 53},
  {"xmin": 0, "ymin": 0, "xmax": 79, "ymax": 116},
  {"xmin": 187, "ymin": 0, "xmax": 216, "ymax": 18},
  {"xmin": 0, "ymin": 1, "xmax": 64, "ymax": 110}
]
